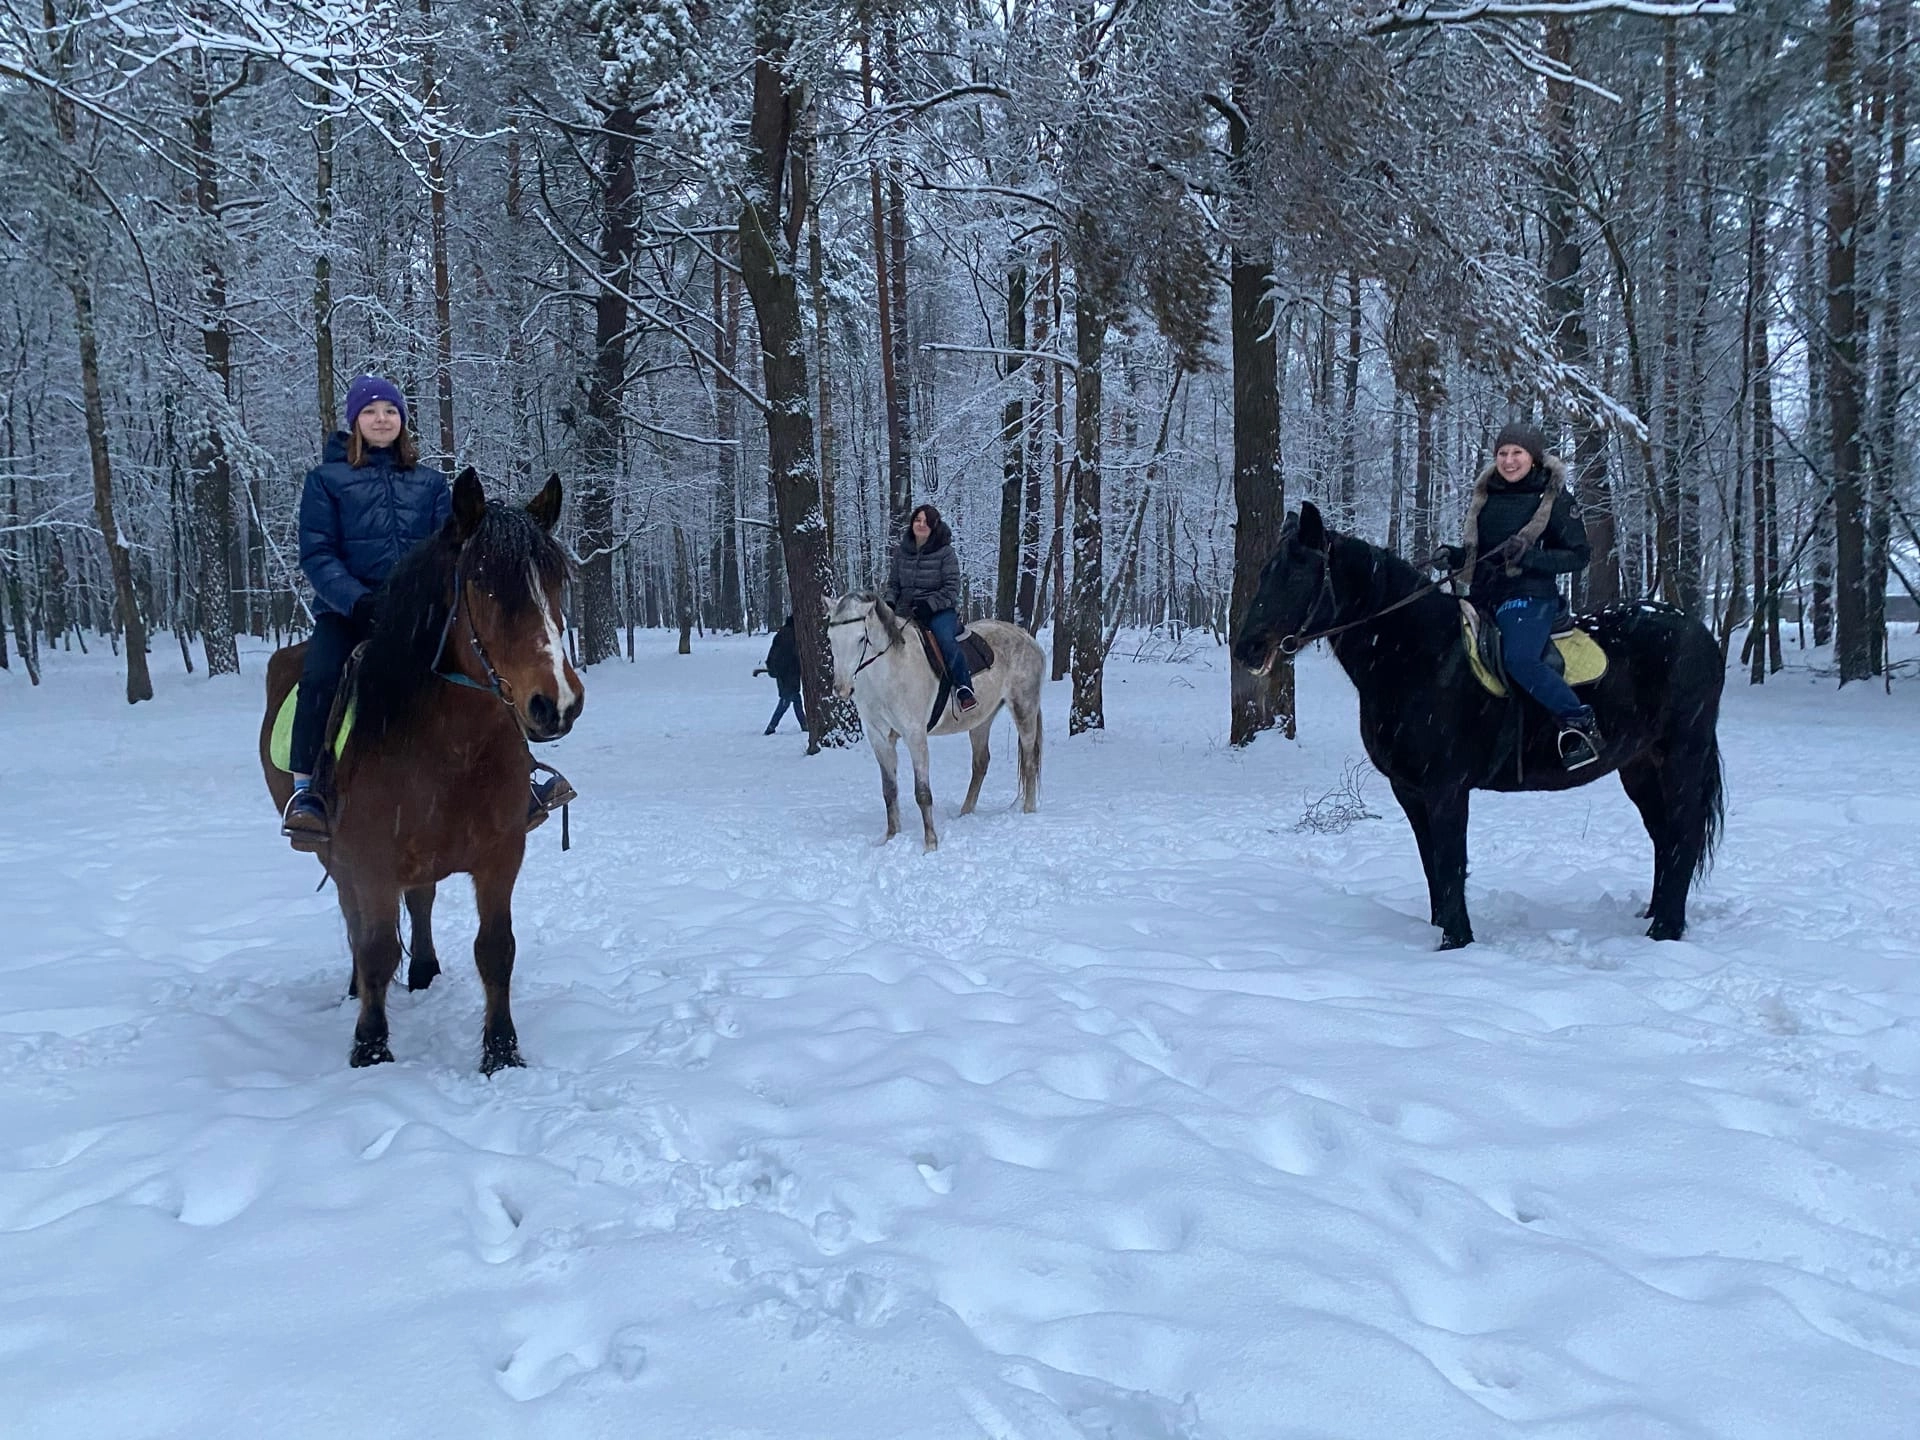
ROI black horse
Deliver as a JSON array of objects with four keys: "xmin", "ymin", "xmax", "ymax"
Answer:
[{"xmin": 1234, "ymin": 502, "xmax": 1725, "ymax": 949}]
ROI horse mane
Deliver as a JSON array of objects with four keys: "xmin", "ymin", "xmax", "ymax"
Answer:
[
  {"xmin": 349, "ymin": 503, "xmax": 572, "ymax": 747},
  {"xmin": 866, "ymin": 591, "xmax": 904, "ymax": 645}
]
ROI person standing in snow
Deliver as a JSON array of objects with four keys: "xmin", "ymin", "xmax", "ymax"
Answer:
[
  {"xmin": 281, "ymin": 376, "xmax": 573, "ymax": 846},
  {"xmin": 1436, "ymin": 421, "xmax": 1601, "ymax": 771},
  {"xmin": 883, "ymin": 503, "xmax": 977, "ymax": 715},
  {"xmin": 760, "ymin": 613, "xmax": 806, "ymax": 735}
]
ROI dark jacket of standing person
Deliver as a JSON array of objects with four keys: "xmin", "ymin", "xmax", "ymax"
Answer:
[{"xmin": 765, "ymin": 615, "xmax": 801, "ymax": 696}]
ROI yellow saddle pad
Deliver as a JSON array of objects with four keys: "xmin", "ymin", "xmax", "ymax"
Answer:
[
  {"xmin": 268, "ymin": 686, "xmax": 356, "ymax": 772},
  {"xmin": 1463, "ymin": 606, "xmax": 1609, "ymax": 699}
]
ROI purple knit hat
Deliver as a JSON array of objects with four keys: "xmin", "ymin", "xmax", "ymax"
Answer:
[{"xmin": 345, "ymin": 374, "xmax": 407, "ymax": 433}]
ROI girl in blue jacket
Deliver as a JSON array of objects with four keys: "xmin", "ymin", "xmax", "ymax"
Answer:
[{"xmin": 281, "ymin": 376, "xmax": 448, "ymax": 841}]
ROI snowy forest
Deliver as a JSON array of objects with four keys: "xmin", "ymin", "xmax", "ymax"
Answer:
[{"xmin": 2, "ymin": 0, "xmax": 1914, "ymax": 739}]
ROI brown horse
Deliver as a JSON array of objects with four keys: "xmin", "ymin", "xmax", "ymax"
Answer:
[{"xmin": 260, "ymin": 469, "xmax": 582, "ymax": 1071}]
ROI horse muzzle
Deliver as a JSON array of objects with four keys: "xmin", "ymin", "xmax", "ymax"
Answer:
[{"xmin": 525, "ymin": 691, "xmax": 582, "ymax": 742}]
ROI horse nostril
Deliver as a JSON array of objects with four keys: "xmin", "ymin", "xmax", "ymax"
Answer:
[
  {"xmin": 563, "ymin": 695, "xmax": 584, "ymax": 727},
  {"xmin": 528, "ymin": 693, "xmax": 559, "ymax": 733}
]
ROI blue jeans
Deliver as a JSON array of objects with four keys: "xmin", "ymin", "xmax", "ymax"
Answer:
[
  {"xmin": 1494, "ymin": 596, "xmax": 1587, "ymax": 722},
  {"xmin": 926, "ymin": 608, "xmax": 972, "ymax": 692},
  {"xmin": 766, "ymin": 689, "xmax": 805, "ymax": 732}
]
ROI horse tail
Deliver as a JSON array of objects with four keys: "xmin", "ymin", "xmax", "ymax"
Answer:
[{"xmin": 1694, "ymin": 732, "xmax": 1725, "ymax": 882}]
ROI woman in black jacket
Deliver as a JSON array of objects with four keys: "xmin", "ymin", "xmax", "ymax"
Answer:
[
  {"xmin": 884, "ymin": 504, "xmax": 976, "ymax": 714},
  {"xmin": 1439, "ymin": 423, "xmax": 1602, "ymax": 770}
]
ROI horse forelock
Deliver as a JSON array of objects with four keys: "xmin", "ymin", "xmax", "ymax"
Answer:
[
  {"xmin": 347, "ymin": 499, "xmax": 571, "ymax": 746},
  {"xmin": 466, "ymin": 505, "xmax": 572, "ymax": 617}
]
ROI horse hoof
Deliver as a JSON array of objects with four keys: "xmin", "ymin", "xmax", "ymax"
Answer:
[
  {"xmin": 351, "ymin": 1040, "xmax": 394, "ymax": 1068},
  {"xmin": 1437, "ymin": 932, "xmax": 1474, "ymax": 951},
  {"xmin": 1646, "ymin": 919, "xmax": 1685, "ymax": 942},
  {"xmin": 481, "ymin": 1044, "xmax": 525, "ymax": 1076},
  {"xmin": 408, "ymin": 961, "xmax": 441, "ymax": 992}
]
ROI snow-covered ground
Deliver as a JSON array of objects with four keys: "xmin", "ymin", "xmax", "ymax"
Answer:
[{"xmin": 3, "ymin": 629, "xmax": 1919, "ymax": 1439}]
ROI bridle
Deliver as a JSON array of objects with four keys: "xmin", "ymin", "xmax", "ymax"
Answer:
[
  {"xmin": 1273, "ymin": 549, "xmax": 1471, "ymax": 657},
  {"xmin": 827, "ymin": 604, "xmax": 896, "ymax": 679}
]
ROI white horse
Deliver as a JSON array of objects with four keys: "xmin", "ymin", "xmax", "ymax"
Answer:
[{"xmin": 827, "ymin": 593, "xmax": 1044, "ymax": 850}]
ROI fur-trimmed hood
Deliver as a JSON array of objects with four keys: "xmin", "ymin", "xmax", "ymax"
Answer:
[{"xmin": 1460, "ymin": 453, "xmax": 1567, "ymax": 579}]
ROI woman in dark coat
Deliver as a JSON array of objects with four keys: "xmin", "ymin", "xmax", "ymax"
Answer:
[
  {"xmin": 884, "ymin": 503, "xmax": 976, "ymax": 714},
  {"xmin": 1439, "ymin": 421, "xmax": 1601, "ymax": 770}
]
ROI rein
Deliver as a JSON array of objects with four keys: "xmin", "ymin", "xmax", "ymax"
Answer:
[
  {"xmin": 433, "ymin": 558, "xmax": 516, "ymax": 706},
  {"xmin": 829, "ymin": 609, "xmax": 896, "ymax": 677},
  {"xmin": 1279, "ymin": 555, "xmax": 1473, "ymax": 655}
]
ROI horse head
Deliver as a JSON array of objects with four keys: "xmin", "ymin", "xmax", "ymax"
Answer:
[
  {"xmin": 827, "ymin": 592, "xmax": 891, "ymax": 698},
  {"xmin": 1232, "ymin": 501, "xmax": 1334, "ymax": 676},
  {"xmin": 448, "ymin": 468, "xmax": 584, "ymax": 742}
]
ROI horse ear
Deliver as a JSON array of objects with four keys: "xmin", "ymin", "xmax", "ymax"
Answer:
[
  {"xmin": 452, "ymin": 467, "xmax": 485, "ymax": 540},
  {"xmin": 526, "ymin": 473, "xmax": 563, "ymax": 532},
  {"xmin": 1297, "ymin": 501, "xmax": 1328, "ymax": 553}
]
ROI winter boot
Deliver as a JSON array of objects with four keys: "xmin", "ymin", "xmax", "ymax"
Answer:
[
  {"xmin": 527, "ymin": 765, "xmax": 578, "ymax": 834},
  {"xmin": 1557, "ymin": 709, "xmax": 1603, "ymax": 772},
  {"xmin": 281, "ymin": 786, "xmax": 330, "ymax": 851}
]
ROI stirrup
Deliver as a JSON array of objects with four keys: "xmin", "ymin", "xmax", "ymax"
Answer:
[
  {"xmin": 281, "ymin": 790, "xmax": 330, "ymax": 850},
  {"xmin": 1557, "ymin": 725, "xmax": 1601, "ymax": 772},
  {"xmin": 527, "ymin": 763, "xmax": 577, "ymax": 837}
]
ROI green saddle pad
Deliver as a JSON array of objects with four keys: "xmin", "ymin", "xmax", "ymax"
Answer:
[
  {"xmin": 268, "ymin": 686, "xmax": 356, "ymax": 772},
  {"xmin": 1462, "ymin": 603, "xmax": 1609, "ymax": 699}
]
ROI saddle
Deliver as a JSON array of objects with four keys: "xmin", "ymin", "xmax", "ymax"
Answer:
[
  {"xmin": 915, "ymin": 622, "xmax": 995, "ymax": 726},
  {"xmin": 916, "ymin": 623, "xmax": 995, "ymax": 681},
  {"xmin": 1462, "ymin": 600, "xmax": 1608, "ymax": 699},
  {"xmin": 267, "ymin": 645, "xmax": 364, "ymax": 772}
]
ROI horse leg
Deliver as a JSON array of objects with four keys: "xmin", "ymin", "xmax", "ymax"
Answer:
[
  {"xmin": 405, "ymin": 883, "xmax": 441, "ymax": 991},
  {"xmin": 1636, "ymin": 752, "xmax": 1710, "ymax": 942},
  {"xmin": 471, "ymin": 859, "xmax": 525, "ymax": 1074},
  {"xmin": 960, "ymin": 722, "xmax": 991, "ymax": 815},
  {"xmin": 1426, "ymin": 788, "xmax": 1473, "ymax": 949},
  {"xmin": 870, "ymin": 730, "xmax": 902, "ymax": 841},
  {"xmin": 1012, "ymin": 695, "xmax": 1042, "ymax": 813},
  {"xmin": 1389, "ymin": 779, "xmax": 1441, "ymax": 929},
  {"xmin": 905, "ymin": 730, "xmax": 938, "ymax": 851},
  {"xmin": 1618, "ymin": 760, "xmax": 1671, "ymax": 927},
  {"xmin": 345, "ymin": 884, "xmax": 402, "ymax": 1067}
]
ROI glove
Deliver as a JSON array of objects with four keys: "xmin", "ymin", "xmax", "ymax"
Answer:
[
  {"xmin": 1482, "ymin": 535, "xmax": 1530, "ymax": 571},
  {"xmin": 1431, "ymin": 545, "xmax": 1467, "ymax": 573},
  {"xmin": 350, "ymin": 592, "xmax": 378, "ymax": 629},
  {"xmin": 910, "ymin": 600, "xmax": 934, "ymax": 626}
]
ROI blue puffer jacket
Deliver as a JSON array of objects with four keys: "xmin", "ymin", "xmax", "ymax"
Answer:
[{"xmin": 298, "ymin": 432, "xmax": 450, "ymax": 616}]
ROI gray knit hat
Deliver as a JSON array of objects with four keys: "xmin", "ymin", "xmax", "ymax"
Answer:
[{"xmin": 1493, "ymin": 421, "xmax": 1547, "ymax": 471}]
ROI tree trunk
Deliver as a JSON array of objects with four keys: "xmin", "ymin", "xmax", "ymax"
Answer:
[
  {"xmin": 1016, "ymin": 258, "xmax": 1047, "ymax": 629},
  {"xmin": 1827, "ymin": 0, "xmax": 1870, "ymax": 680},
  {"xmin": 674, "ymin": 525, "xmax": 694, "ymax": 655},
  {"xmin": 1865, "ymin": 0, "xmax": 1908, "ymax": 674},
  {"xmin": 72, "ymin": 278, "xmax": 152, "ymax": 702},
  {"xmin": 1228, "ymin": 248, "xmax": 1293, "ymax": 745},
  {"xmin": 1226, "ymin": 1, "xmax": 1294, "ymax": 744},
  {"xmin": 1544, "ymin": 19, "xmax": 1617, "ymax": 608},
  {"xmin": 1655, "ymin": 28, "xmax": 1694, "ymax": 613},
  {"xmin": 1339, "ymin": 272, "xmax": 1361, "ymax": 530},
  {"xmin": 422, "ymin": 0, "xmax": 456, "ymax": 469},
  {"xmin": 577, "ymin": 104, "xmax": 635, "ymax": 666},
  {"xmin": 712, "ymin": 250, "xmax": 745, "ymax": 631},
  {"xmin": 739, "ymin": 40, "xmax": 858, "ymax": 749},
  {"xmin": 188, "ymin": 53, "xmax": 239, "ymax": 677},
  {"xmin": 997, "ymin": 261, "xmax": 1027, "ymax": 622},
  {"xmin": 314, "ymin": 84, "xmax": 336, "ymax": 437},
  {"xmin": 1067, "ymin": 293, "xmax": 1106, "ymax": 735},
  {"xmin": 808, "ymin": 162, "xmax": 838, "ymax": 585},
  {"xmin": 863, "ymin": 34, "xmax": 910, "ymax": 526},
  {"xmin": 1050, "ymin": 240, "xmax": 1069, "ymax": 682}
]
